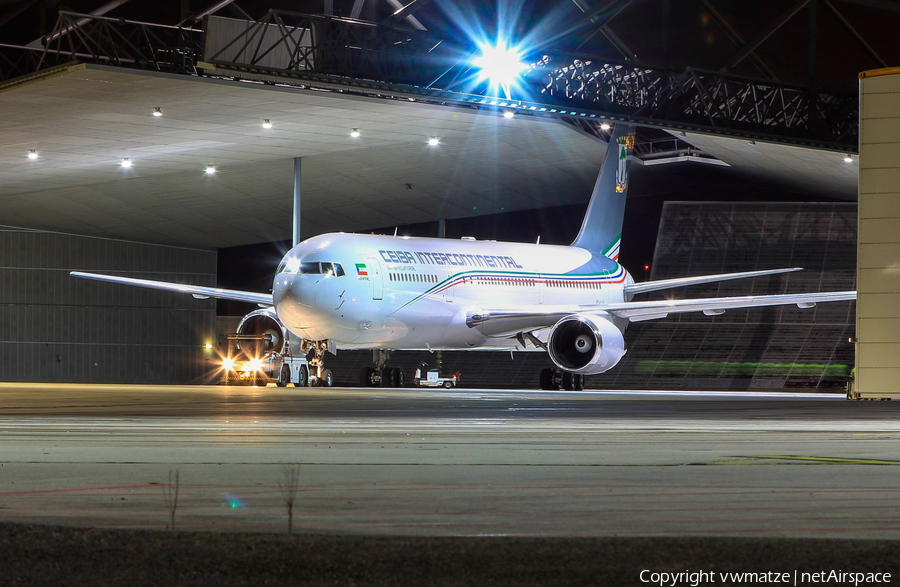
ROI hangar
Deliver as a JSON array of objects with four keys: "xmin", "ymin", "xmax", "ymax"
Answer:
[{"xmin": 0, "ymin": 0, "xmax": 891, "ymax": 389}]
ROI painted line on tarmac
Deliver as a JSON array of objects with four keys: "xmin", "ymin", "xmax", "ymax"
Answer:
[
  {"xmin": 754, "ymin": 455, "xmax": 900, "ymax": 465},
  {"xmin": 420, "ymin": 389, "xmax": 846, "ymax": 400}
]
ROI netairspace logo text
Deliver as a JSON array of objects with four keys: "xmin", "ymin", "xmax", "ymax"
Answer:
[{"xmin": 639, "ymin": 569, "xmax": 892, "ymax": 586}]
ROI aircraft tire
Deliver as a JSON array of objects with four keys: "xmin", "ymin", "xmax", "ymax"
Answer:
[
  {"xmin": 575, "ymin": 374, "xmax": 584, "ymax": 391},
  {"xmin": 539, "ymin": 368, "xmax": 554, "ymax": 390},
  {"xmin": 322, "ymin": 368, "xmax": 334, "ymax": 387},
  {"xmin": 277, "ymin": 365, "xmax": 289, "ymax": 387},
  {"xmin": 443, "ymin": 380, "xmax": 452, "ymax": 389},
  {"xmin": 298, "ymin": 365, "xmax": 309, "ymax": 387},
  {"xmin": 361, "ymin": 367, "xmax": 373, "ymax": 387},
  {"xmin": 386, "ymin": 367, "xmax": 397, "ymax": 388},
  {"xmin": 394, "ymin": 368, "xmax": 405, "ymax": 387},
  {"xmin": 562, "ymin": 372, "xmax": 576, "ymax": 391}
]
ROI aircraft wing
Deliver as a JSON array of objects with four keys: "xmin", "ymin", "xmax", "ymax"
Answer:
[
  {"xmin": 467, "ymin": 290, "xmax": 857, "ymax": 337},
  {"xmin": 70, "ymin": 271, "xmax": 273, "ymax": 306},
  {"xmin": 623, "ymin": 267, "xmax": 802, "ymax": 296}
]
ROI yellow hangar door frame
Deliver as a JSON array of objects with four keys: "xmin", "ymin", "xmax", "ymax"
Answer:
[{"xmin": 855, "ymin": 67, "xmax": 900, "ymax": 399}]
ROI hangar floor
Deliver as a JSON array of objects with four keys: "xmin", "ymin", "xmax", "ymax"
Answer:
[{"xmin": 1, "ymin": 383, "xmax": 899, "ymax": 539}]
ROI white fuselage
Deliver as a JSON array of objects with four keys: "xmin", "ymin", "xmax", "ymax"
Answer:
[{"xmin": 272, "ymin": 233, "xmax": 633, "ymax": 350}]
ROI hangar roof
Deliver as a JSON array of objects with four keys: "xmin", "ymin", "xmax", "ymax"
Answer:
[
  {"xmin": 669, "ymin": 131, "xmax": 858, "ymax": 200},
  {"xmin": 0, "ymin": 63, "xmax": 857, "ymax": 250},
  {"xmin": 0, "ymin": 63, "xmax": 605, "ymax": 249}
]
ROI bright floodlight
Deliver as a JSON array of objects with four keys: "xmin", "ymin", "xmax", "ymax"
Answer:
[
  {"xmin": 350, "ymin": 128, "xmax": 360, "ymax": 137},
  {"xmin": 121, "ymin": 158, "xmax": 132, "ymax": 168},
  {"xmin": 262, "ymin": 119, "xmax": 272, "ymax": 129},
  {"xmin": 27, "ymin": 150, "xmax": 38, "ymax": 160},
  {"xmin": 473, "ymin": 42, "xmax": 526, "ymax": 93},
  {"xmin": 503, "ymin": 111, "xmax": 514, "ymax": 119},
  {"xmin": 152, "ymin": 107, "xmax": 162, "ymax": 117},
  {"xmin": 205, "ymin": 166, "xmax": 216, "ymax": 175},
  {"xmin": 427, "ymin": 136, "xmax": 440, "ymax": 146},
  {"xmin": 843, "ymin": 154, "xmax": 853, "ymax": 163},
  {"xmin": 600, "ymin": 122, "xmax": 611, "ymax": 131}
]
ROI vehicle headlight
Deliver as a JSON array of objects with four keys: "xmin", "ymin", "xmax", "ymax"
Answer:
[
  {"xmin": 222, "ymin": 357, "xmax": 235, "ymax": 371},
  {"xmin": 248, "ymin": 357, "xmax": 263, "ymax": 371}
]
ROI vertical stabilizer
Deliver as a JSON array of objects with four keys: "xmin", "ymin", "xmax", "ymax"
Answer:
[{"xmin": 570, "ymin": 124, "xmax": 635, "ymax": 260}]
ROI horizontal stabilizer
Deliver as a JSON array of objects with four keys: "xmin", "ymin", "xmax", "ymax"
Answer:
[
  {"xmin": 624, "ymin": 267, "xmax": 803, "ymax": 296},
  {"xmin": 70, "ymin": 271, "xmax": 273, "ymax": 306}
]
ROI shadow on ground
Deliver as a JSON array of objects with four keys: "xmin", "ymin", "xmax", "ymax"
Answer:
[{"xmin": 0, "ymin": 523, "xmax": 897, "ymax": 586}]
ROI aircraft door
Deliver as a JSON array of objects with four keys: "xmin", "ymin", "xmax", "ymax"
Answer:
[
  {"xmin": 367, "ymin": 256, "xmax": 383, "ymax": 300},
  {"xmin": 442, "ymin": 271, "xmax": 454, "ymax": 303}
]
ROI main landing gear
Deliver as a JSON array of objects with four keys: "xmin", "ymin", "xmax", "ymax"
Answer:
[
  {"xmin": 361, "ymin": 350, "xmax": 405, "ymax": 388},
  {"xmin": 302, "ymin": 340, "xmax": 334, "ymax": 387},
  {"xmin": 540, "ymin": 368, "xmax": 584, "ymax": 391}
]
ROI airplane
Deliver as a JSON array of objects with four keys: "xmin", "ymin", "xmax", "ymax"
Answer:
[{"xmin": 71, "ymin": 124, "xmax": 857, "ymax": 390}]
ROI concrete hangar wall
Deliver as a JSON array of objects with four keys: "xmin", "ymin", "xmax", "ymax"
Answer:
[{"xmin": 0, "ymin": 227, "xmax": 216, "ymax": 383}]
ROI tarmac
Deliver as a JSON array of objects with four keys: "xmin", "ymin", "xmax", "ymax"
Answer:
[{"xmin": 1, "ymin": 382, "xmax": 899, "ymax": 539}]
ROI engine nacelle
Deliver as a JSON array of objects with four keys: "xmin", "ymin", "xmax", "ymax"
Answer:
[
  {"xmin": 236, "ymin": 308, "xmax": 293, "ymax": 355},
  {"xmin": 547, "ymin": 313, "xmax": 626, "ymax": 375}
]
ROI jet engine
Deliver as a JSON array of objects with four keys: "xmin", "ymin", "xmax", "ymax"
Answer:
[
  {"xmin": 235, "ymin": 308, "xmax": 290, "ymax": 355},
  {"xmin": 547, "ymin": 313, "xmax": 626, "ymax": 375}
]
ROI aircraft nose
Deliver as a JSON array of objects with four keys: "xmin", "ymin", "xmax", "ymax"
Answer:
[{"xmin": 273, "ymin": 273, "xmax": 298, "ymax": 306}]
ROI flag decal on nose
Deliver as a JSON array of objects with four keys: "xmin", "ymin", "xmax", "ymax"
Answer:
[{"xmin": 356, "ymin": 263, "xmax": 368, "ymax": 276}]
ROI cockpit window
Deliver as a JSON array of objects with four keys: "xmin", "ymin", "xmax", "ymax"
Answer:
[
  {"xmin": 277, "ymin": 258, "xmax": 300, "ymax": 274},
  {"xmin": 279, "ymin": 260, "xmax": 346, "ymax": 276},
  {"xmin": 278, "ymin": 259, "xmax": 344, "ymax": 277}
]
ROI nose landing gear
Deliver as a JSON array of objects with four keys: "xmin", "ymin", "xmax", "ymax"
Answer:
[{"xmin": 302, "ymin": 340, "xmax": 334, "ymax": 387}]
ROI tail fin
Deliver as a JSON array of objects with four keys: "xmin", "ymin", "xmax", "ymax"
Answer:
[{"xmin": 570, "ymin": 123, "xmax": 635, "ymax": 260}]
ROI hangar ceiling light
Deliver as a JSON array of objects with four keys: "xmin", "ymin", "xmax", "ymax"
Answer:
[
  {"xmin": 843, "ymin": 154, "xmax": 853, "ymax": 163},
  {"xmin": 473, "ymin": 41, "xmax": 527, "ymax": 97},
  {"xmin": 600, "ymin": 122, "xmax": 611, "ymax": 131},
  {"xmin": 350, "ymin": 128, "xmax": 360, "ymax": 137},
  {"xmin": 205, "ymin": 166, "xmax": 216, "ymax": 175},
  {"xmin": 262, "ymin": 119, "xmax": 272, "ymax": 129},
  {"xmin": 427, "ymin": 136, "xmax": 440, "ymax": 146},
  {"xmin": 27, "ymin": 150, "xmax": 38, "ymax": 160},
  {"xmin": 503, "ymin": 111, "xmax": 514, "ymax": 119},
  {"xmin": 120, "ymin": 158, "xmax": 132, "ymax": 168},
  {"xmin": 152, "ymin": 107, "xmax": 162, "ymax": 117}
]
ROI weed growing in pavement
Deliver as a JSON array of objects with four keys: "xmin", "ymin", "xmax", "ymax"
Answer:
[
  {"xmin": 278, "ymin": 464, "xmax": 301, "ymax": 535},
  {"xmin": 162, "ymin": 469, "xmax": 180, "ymax": 530}
]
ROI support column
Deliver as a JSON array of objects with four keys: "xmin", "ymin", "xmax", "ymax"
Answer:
[
  {"xmin": 292, "ymin": 157, "xmax": 301, "ymax": 247},
  {"xmin": 437, "ymin": 218, "xmax": 446, "ymax": 238}
]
